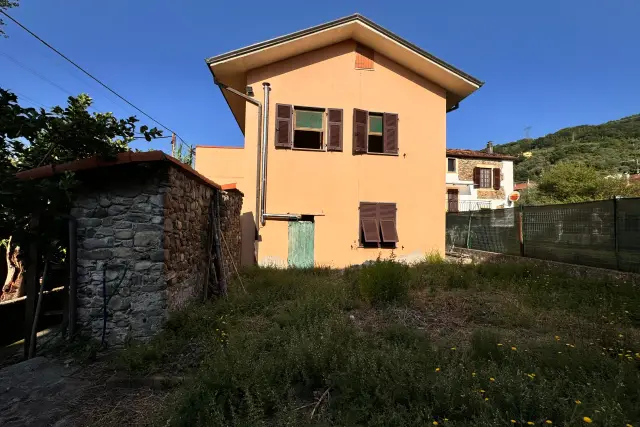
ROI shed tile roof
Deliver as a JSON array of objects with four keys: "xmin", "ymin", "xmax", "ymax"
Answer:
[
  {"xmin": 15, "ymin": 151, "xmax": 223, "ymax": 190},
  {"xmin": 446, "ymin": 149, "xmax": 517, "ymax": 161}
]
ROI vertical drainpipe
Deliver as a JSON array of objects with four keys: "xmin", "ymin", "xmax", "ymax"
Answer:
[
  {"xmin": 211, "ymin": 79, "xmax": 263, "ymax": 259},
  {"xmin": 260, "ymin": 83, "xmax": 270, "ymax": 226}
]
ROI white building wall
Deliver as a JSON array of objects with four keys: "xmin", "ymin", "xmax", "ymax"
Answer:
[{"xmin": 446, "ymin": 157, "xmax": 515, "ymax": 211}]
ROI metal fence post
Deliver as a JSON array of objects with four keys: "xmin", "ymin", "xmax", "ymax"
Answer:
[
  {"xmin": 518, "ymin": 204, "xmax": 525, "ymax": 257},
  {"xmin": 466, "ymin": 210, "xmax": 473, "ymax": 249},
  {"xmin": 613, "ymin": 197, "xmax": 620, "ymax": 270}
]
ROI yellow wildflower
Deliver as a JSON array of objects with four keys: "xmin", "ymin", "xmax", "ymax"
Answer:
[
  {"xmin": 583, "ymin": 416, "xmax": 592, "ymax": 423},
  {"xmin": 511, "ymin": 346, "xmax": 517, "ymax": 351},
  {"xmin": 433, "ymin": 422, "xmax": 438, "ymax": 426},
  {"xmin": 472, "ymin": 372, "xmax": 477, "ymax": 377},
  {"xmin": 575, "ymin": 400, "xmax": 581, "ymax": 404},
  {"xmin": 626, "ymin": 424, "xmax": 633, "ymax": 427},
  {"xmin": 511, "ymin": 421, "xmax": 516, "ymax": 424},
  {"xmin": 485, "ymin": 397, "xmax": 489, "ymax": 401},
  {"xmin": 479, "ymin": 389, "xmax": 486, "ymax": 393},
  {"xmin": 490, "ymin": 377, "xmax": 495, "ymax": 382},
  {"xmin": 527, "ymin": 422, "xmax": 534, "ymax": 425},
  {"xmin": 497, "ymin": 343, "xmax": 504, "ymax": 347},
  {"xmin": 546, "ymin": 421, "xmax": 553, "ymax": 425},
  {"xmin": 554, "ymin": 335, "xmax": 560, "ymax": 340},
  {"xmin": 435, "ymin": 368, "xmax": 441, "ymax": 372},
  {"xmin": 451, "ymin": 347, "xmax": 457, "ymax": 351},
  {"xmin": 444, "ymin": 419, "xmax": 449, "ymax": 422}
]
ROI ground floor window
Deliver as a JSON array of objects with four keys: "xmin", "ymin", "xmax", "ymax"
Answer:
[{"xmin": 359, "ymin": 202, "xmax": 398, "ymax": 248}]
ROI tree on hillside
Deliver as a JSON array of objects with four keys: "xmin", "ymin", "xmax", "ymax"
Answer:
[
  {"xmin": 0, "ymin": 1, "xmax": 19, "ymax": 37},
  {"xmin": 0, "ymin": 89, "xmax": 161, "ymax": 299},
  {"xmin": 522, "ymin": 161, "xmax": 640, "ymax": 205},
  {"xmin": 494, "ymin": 114, "xmax": 640, "ymax": 181}
]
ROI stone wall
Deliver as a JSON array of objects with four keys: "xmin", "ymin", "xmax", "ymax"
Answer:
[
  {"xmin": 163, "ymin": 167, "xmax": 214, "ymax": 310},
  {"xmin": 220, "ymin": 189, "xmax": 243, "ymax": 280},
  {"xmin": 457, "ymin": 158, "xmax": 505, "ymax": 200},
  {"xmin": 71, "ymin": 161, "xmax": 244, "ymax": 345},
  {"xmin": 73, "ymin": 164, "xmax": 168, "ymax": 345},
  {"xmin": 449, "ymin": 247, "xmax": 640, "ymax": 284}
]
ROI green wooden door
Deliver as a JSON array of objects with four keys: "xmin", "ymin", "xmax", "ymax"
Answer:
[{"xmin": 288, "ymin": 220, "xmax": 315, "ymax": 268}]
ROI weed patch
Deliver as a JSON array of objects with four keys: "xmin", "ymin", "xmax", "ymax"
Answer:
[{"xmin": 112, "ymin": 262, "xmax": 640, "ymax": 426}]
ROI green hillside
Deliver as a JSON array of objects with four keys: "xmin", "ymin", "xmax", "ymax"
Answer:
[{"xmin": 494, "ymin": 114, "xmax": 640, "ymax": 182}]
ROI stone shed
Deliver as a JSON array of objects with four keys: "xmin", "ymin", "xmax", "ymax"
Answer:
[{"xmin": 20, "ymin": 151, "xmax": 243, "ymax": 345}]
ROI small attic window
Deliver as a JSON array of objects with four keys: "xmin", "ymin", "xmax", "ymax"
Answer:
[{"xmin": 355, "ymin": 44, "xmax": 374, "ymax": 70}]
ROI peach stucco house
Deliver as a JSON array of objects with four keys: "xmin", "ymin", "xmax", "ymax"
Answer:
[{"xmin": 196, "ymin": 14, "xmax": 483, "ymax": 268}]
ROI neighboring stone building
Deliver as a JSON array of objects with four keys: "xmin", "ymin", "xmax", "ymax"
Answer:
[
  {"xmin": 445, "ymin": 144, "xmax": 517, "ymax": 212},
  {"xmin": 18, "ymin": 151, "xmax": 243, "ymax": 345}
]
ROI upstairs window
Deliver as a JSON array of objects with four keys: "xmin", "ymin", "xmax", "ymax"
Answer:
[
  {"xmin": 447, "ymin": 158, "xmax": 456, "ymax": 172},
  {"xmin": 359, "ymin": 202, "xmax": 398, "ymax": 248},
  {"xmin": 353, "ymin": 109, "xmax": 398, "ymax": 155},
  {"xmin": 293, "ymin": 107, "xmax": 324, "ymax": 150},
  {"xmin": 473, "ymin": 167, "xmax": 501, "ymax": 190},
  {"xmin": 275, "ymin": 104, "xmax": 343, "ymax": 152}
]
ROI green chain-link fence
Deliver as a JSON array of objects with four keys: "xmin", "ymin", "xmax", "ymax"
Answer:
[{"xmin": 445, "ymin": 197, "xmax": 640, "ymax": 273}]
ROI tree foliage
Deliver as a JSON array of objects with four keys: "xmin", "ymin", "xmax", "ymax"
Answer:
[
  {"xmin": 0, "ymin": 1, "xmax": 19, "ymax": 37},
  {"xmin": 0, "ymin": 88, "xmax": 161, "ymax": 280},
  {"xmin": 520, "ymin": 161, "xmax": 640, "ymax": 205},
  {"xmin": 494, "ymin": 114, "xmax": 640, "ymax": 182}
]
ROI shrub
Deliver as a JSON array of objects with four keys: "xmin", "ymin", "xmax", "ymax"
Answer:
[{"xmin": 357, "ymin": 260, "xmax": 409, "ymax": 305}]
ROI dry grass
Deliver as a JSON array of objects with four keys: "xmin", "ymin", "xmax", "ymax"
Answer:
[{"xmin": 107, "ymin": 261, "xmax": 640, "ymax": 426}]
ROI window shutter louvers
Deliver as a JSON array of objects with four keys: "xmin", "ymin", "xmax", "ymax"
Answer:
[
  {"xmin": 359, "ymin": 202, "xmax": 380, "ymax": 242},
  {"xmin": 378, "ymin": 203, "xmax": 398, "ymax": 242},
  {"xmin": 473, "ymin": 167, "xmax": 481, "ymax": 188},
  {"xmin": 383, "ymin": 112, "xmax": 398, "ymax": 154},
  {"xmin": 493, "ymin": 168, "xmax": 501, "ymax": 190},
  {"xmin": 327, "ymin": 108, "xmax": 343, "ymax": 151},
  {"xmin": 275, "ymin": 104, "xmax": 293, "ymax": 148},
  {"xmin": 353, "ymin": 109, "xmax": 368, "ymax": 154}
]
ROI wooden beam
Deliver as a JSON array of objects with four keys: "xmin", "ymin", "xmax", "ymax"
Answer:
[{"xmin": 23, "ymin": 215, "xmax": 40, "ymax": 359}]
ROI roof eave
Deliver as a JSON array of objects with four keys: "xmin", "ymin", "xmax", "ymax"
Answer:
[
  {"xmin": 205, "ymin": 14, "xmax": 483, "ymax": 88},
  {"xmin": 206, "ymin": 63, "xmax": 246, "ymax": 136}
]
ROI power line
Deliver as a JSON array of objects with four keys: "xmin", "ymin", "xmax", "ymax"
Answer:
[
  {"xmin": 0, "ymin": 9, "xmax": 190, "ymax": 146},
  {"xmin": 9, "ymin": 89, "xmax": 47, "ymax": 109},
  {"xmin": 0, "ymin": 51, "xmax": 80, "ymax": 102}
]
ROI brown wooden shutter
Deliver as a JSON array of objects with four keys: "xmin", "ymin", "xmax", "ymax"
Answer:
[
  {"xmin": 493, "ymin": 168, "xmax": 501, "ymax": 190},
  {"xmin": 473, "ymin": 167, "xmax": 481, "ymax": 188},
  {"xmin": 327, "ymin": 108, "xmax": 343, "ymax": 151},
  {"xmin": 383, "ymin": 112, "xmax": 398, "ymax": 154},
  {"xmin": 359, "ymin": 202, "xmax": 380, "ymax": 243},
  {"xmin": 378, "ymin": 203, "xmax": 398, "ymax": 243},
  {"xmin": 353, "ymin": 109, "xmax": 368, "ymax": 154},
  {"xmin": 275, "ymin": 104, "xmax": 293, "ymax": 148}
]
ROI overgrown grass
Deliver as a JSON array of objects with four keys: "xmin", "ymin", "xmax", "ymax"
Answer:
[{"xmin": 116, "ymin": 261, "xmax": 640, "ymax": 426}]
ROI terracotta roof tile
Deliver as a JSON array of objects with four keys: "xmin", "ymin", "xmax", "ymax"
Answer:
[
  {"xmin": 446, "ymin": 149, "xmax": 517, "ymax": 161},
  {"xmin": 15, "ymin": 150, "xmax": 223, "ymax": 190}
]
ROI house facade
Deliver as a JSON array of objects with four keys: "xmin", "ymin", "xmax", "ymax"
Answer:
[
  {"xmin": 445, "ymin": 145, "xmax": 516, "ymax": 212},
  {"xmin": 196, "ymin": 14, "xmax": 482, "ymax": 267}
]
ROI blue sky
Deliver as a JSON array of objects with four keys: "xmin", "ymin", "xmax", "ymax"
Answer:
[{"xmin": 1, "ymin": 0, "xmax": 638, "ymax": 153}]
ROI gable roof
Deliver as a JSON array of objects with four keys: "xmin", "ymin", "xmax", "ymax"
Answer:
[
  {"xmin": 206, "ymin": 14, "xmax": 483, "ymax": 134},
  {"xmin": 446, "ymin": 149, "xmax": 517, "ymax": 161}
]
